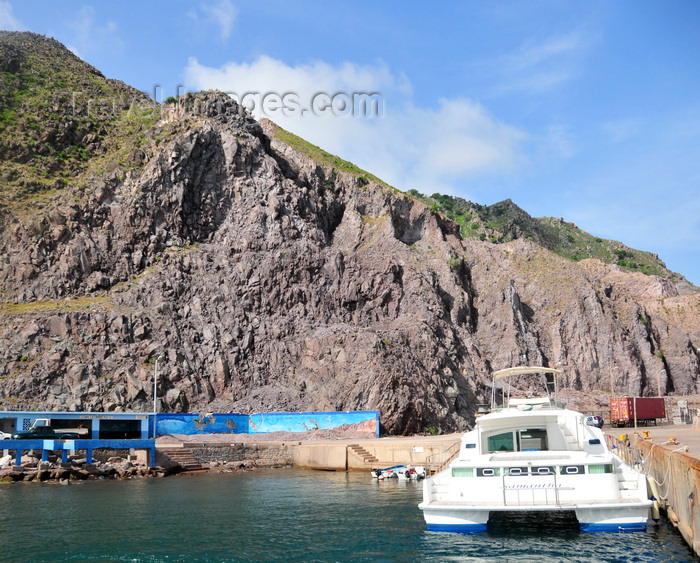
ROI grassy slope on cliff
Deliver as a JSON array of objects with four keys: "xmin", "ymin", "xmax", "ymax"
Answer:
[
  {"xmin": 406, "ymin": 190, "xmax": 692, "ymax": 286},
  {"xmin": 0, "ymin": 31, "xmax": 157, "ymax": 210},
  {"xmin": 0, "ymin": 31, "xmax": 692, "ymax": 289}
]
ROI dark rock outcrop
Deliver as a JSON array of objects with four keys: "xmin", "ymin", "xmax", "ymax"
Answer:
[{"xmin": 1, "ymin": 33, "xmax": 699, "ymax": 434}]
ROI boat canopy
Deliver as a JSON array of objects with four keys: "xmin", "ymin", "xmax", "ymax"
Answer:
[
  {"xmin": 491, "ymin": 366, "xmax": 564, "ymax": 410},
  {"xmin": 509, "ymin": 397, "xmax": 551, "ymax": 406},
  {"xmin": 492, "ymin": 366, "xmax": 562, "ymax": 379}
]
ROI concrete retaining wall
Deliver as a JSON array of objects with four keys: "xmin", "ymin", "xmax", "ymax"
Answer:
[
  {"xmin": 293, "ymin": 444, "xmax": 349, "ymax": 470},
  {"xmin": 180, "ymin": 443, "xmax": 350, "ymax": 471},
  {"xmin": 187, "ymin": 443, "xmax": 295, "ymax": 467},
  {"xmin": 345, "ymin": 441, "xmax": 451, "ymax": 469},
  {"xmin": 637, "ymin": 439, "xmax": 700, "ymax": 556},
  {"xmin": 613, "ymin": 433, "xmax": 700, "ymax": 557},
  {"xmin": 177, "ymin": 435, "xmax": 462, "ymax": 473}
]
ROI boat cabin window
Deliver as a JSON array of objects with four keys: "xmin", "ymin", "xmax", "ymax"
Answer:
[
  {"xmin": 487, "ymin": 431, "xmax": 515, "ymax": 452},
  {"xmin": 560, "ymin": 465, "xmax": 585, "ymax": 475},
  {"xmin": 504, "ymin": 466, "xmax": 529, "ymax": 476},
  {"xmin": 520, "ymin": 429, "xmax": 548, "ymax": 451},
  {"xmin": 486, "ymin": 428, "xmax": 548, "ymax": 453},
  {"xmin": 588, "ymin": 464, "xmax": 614, "ymax": 474}
]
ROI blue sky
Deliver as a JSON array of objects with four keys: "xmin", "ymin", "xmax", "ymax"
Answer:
[{"xmin": 3, "ymin": 1, "xmax": 700, "ymax": 285}]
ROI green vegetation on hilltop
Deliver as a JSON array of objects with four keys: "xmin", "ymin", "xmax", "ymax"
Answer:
[
  {"xmin": 271, "ymin": 124, "xmax": 395, "ymax": 191},
  {"xmin": 406, "ymin": 189, "xmax": 684, "ymax": 282},
  {"xmin": 0, "ymin": 31, "xmax": 158, "ymax": 208}
]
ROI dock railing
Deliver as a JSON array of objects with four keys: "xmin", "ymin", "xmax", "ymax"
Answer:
[{"xmin": 425, "ymin": 441, "xmax": 461, "ymax": 474}]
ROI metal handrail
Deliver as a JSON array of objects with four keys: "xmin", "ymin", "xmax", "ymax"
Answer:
[{"xmin": 425, "ymin": 441, "xmax": 461, "ymax": 474}]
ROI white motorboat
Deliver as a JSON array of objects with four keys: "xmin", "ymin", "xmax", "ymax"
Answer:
[
  {"xmin": 371, "ymin": 464, "xmax": 405, "ymax": 480},
  {"xmin": 419, "ymin": 366, "xmax": 653, "ymax": 533},
  {"xmin": 372, "ymin": 464, "xmax": 426, "ymax": 480}
]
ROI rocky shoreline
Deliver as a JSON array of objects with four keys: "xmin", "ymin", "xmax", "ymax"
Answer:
[
  {"xmin": 0, "ymin": 448, "xmax": 299, "ymax": 484},
  {"xmin": 0, "ymin": 452, "xmax": 171, "ymax": 483}
]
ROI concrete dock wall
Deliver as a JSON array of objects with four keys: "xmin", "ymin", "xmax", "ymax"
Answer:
[
  {"xmin": 293, "ymin": 444, "xmax": 349, "ymax": 470},
  {"xmin": 344, "ymin": 440, "xmax": 457, "ymax": 469},
  {"xmin": 613, "ymin": 429, "xmax": 700, "ymax": 557},
  {"xmin": 187, "ymin": 443, "xmax": 295, "ymax": 467},
  {"xmin": 173, "ymin": 435, "xmax": 462, "ymax": 472},
  {"xmin": 637, "ymin": 439, "xmax": 700, "ymax": 555}
]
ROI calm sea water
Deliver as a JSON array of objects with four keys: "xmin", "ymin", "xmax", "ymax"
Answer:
[{"xmin": 0, "ymin": 469, "xmax": 695, "ymax": 562}]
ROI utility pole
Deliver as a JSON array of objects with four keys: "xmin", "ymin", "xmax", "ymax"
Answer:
[
  {"xmin": 610, "ymin": 366, "xmax": 618, "ymax": 396},
  {"xmin": 153, "ymin": 355, "xmax": 163, "ymax": 438}
]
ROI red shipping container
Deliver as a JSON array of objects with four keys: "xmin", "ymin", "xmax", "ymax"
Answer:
[{"xmin": 610, "ymin": 397, "xmax": 665, "ymax": 427}]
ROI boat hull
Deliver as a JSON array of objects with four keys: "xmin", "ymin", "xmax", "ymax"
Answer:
[
  {"xmin": 418, "ymin": 505, "xmax": 489, "ymax": 533},
  {"xmin": 575, "ymin": 506, "xmax": 650, "ymax": 532},
  {"xmin": 419, "ymin": 502, "xmax": 650, "ymax": 533}
]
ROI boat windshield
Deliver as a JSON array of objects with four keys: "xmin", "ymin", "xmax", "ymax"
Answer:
[{"xmin": 486, "ymin": 428, "xmax": 548, "ymax": 453}]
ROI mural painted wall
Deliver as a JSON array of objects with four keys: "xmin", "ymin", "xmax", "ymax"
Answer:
[
  {"xmin": 156, "ymin": 413, "xmax": 248, "ymax": 436},
  {"xmin": 155, "ymin": 411, "xmax": 379, "ymax": 437}
]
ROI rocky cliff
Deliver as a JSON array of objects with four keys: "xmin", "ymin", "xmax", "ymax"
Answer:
[{"xmin": 1, "ymin": 32, "xmax": 699, "ymax": 434}]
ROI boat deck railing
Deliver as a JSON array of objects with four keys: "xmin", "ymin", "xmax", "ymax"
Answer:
[{"xmin": 425, "ymin": 441, "xmax": 461, "ymax": 475}]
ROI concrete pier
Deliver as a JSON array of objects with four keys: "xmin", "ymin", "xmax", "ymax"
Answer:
[{"xmin": 612, "ymin": 423, "xmax": 700, "ymax": 557}]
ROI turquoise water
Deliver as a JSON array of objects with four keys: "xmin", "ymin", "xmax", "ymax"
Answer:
[{"xmin": 0, "ymin": 469, "xmax": 695, "ymax": 562}]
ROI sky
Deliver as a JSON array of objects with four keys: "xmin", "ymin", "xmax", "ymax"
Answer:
[{"xmin": 2, "ymin": 1, "xmax": 700, "ymax": 285}]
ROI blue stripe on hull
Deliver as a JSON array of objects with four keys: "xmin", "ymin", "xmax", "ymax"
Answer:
[
  {"xmin": 579, "ymin": 522, "xmax": 648, "ymax": 532},
  {"xmin": 426, "ymin": 523, "xmax": 488, "ymax": 533},
  {"xmin": 427, "ymin": 522, "xmax": 648, "ymax": 534}
]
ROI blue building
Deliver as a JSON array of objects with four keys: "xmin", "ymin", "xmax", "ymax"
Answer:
[
  {"xmin": 0, "ymin": 411, "xmax": 152, "ymax": 439},
  {"xmin": 0, "ymin": 409, "xmax": 380, "ymax": 440}
]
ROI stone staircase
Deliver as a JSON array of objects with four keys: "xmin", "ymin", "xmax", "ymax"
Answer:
[
  {"xmin": 348, "ymin": 444, "xmax": 378, "ymax": 465},
  {"xmin": 158, "ymin": 446, "xmax": 204, "ymax": 471}
]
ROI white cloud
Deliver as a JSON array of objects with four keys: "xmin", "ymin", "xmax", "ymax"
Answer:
[
  {"xmin": 0, "ymin": 1, "xmax": 24, "ymax": 30},
  {"xmin": 66, "ymin": 6, "xmax": 121, "ymax": 58},
  {"xmin": 186, "ymin": 55, "xmax": 410, "ymax": 104},
  {"xmin": 189, "ymin": 0, "xmax": 237, "ymax": 41},
  {"xmin": 507, "ymin": 33, "xmax": 584, "ymax": 72},
  {"xmin": 495, "ymin": 32, "xmax": 588, "ymax": 95},
  {"xmin": 184, "ymin": 56, "xmax": 526, "ymax": 195}
]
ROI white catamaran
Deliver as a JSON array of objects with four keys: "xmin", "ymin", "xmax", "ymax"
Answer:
[{"xmin": 419, "ymin": 366, "xmax": 653, "ymax": 532}]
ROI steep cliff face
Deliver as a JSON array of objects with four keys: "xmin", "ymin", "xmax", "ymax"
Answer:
[{"xmin": 1, "ymin": 33, "xmax": 699, "ymax": 434}]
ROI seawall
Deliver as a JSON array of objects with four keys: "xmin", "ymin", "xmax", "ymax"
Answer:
[
  {"xmin": 158, "ymin": 433, "xmax": 461, "ymax": 472},
  {"xmin": 613, "ymin": 424, "xmax": 700, "ymax": 557}
]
